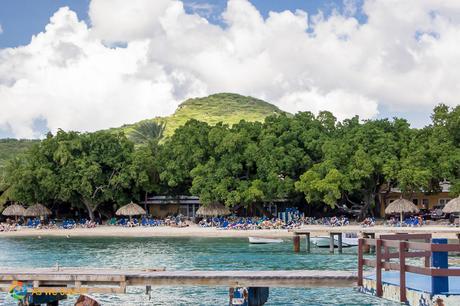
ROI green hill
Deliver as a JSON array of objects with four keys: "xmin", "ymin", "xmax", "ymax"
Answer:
[{"xmin": 118, "ymin": 93, "xmax": 287, "ymax": 138}]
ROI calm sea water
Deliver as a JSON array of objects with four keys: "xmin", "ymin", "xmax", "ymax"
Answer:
[{"xmin": 0, "ymin": 237, "xmax": 396, "ymax": 305}]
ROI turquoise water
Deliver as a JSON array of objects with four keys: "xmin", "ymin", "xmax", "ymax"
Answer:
[{"xmin": 0, "ymin": 237, "xmax": 396, "ymax": 305}]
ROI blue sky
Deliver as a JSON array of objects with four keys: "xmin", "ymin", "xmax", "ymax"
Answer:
[
  {"xmin": 0, "ymin": 0, "xmax": 357, "ymax": 48},
  {"xmin": 0, "ymin": 0, "xmax": 454, "ymax": 138}
]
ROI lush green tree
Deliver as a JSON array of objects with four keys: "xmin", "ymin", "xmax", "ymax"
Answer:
[
  {"xmin": 5, "ymin": 130, "xmax": 137, "ymax": 220},
  {"xmin": 296, "ymin": 117, "xmax": 414, "ymax": 217},
  {"xmin": 158, "ymin": 120, "xmax": 212, "ymax": 193}
]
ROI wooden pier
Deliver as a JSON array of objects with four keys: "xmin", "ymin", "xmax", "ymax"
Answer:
[{"xmin": 0, "ymin": 268, "xmax": 359, "ymax": 294}]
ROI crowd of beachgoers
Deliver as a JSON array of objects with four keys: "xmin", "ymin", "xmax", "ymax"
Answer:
[{"xmin": 0, "ymin": 214, "xmax": 453, "ymax": 233}]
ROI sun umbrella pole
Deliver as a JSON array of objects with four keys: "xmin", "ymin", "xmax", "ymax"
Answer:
[{"xmin": 400, "ymin": 212, "xmax": 403, "ymax": 225}]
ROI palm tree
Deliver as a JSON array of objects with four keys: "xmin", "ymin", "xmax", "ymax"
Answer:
[{"xmin": 129, "ymin": 121, "xmax": 165, "ymax": 144}]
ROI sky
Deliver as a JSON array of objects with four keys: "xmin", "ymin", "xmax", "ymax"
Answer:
[{"xmin": 0, "ymin": 0, "xmax": 459, "ymax": 138}]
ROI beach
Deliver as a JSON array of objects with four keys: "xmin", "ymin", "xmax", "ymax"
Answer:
[{"xmin": 1, "ymin": 224, "xmax": 460, "ymax": 239}]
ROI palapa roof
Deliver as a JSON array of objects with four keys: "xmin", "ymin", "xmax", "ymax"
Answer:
[
  {"xmin": 24, "ymin": 203, "xmax": 52, "ymax": 217},
  {"xmin": 196, "ymin": 203, "xmax": 231, "ymax": 216},
  {"xmin": 442, "ymin": 196, "xmax": 460, "ymax": 213},
  {"xmin": 385, "ymin": 198, "xmax": 420, "ymax": 214},
  {"xmin": 2, "ymin": 203, "xmax": 26, "ymax": 216},
  {"xmin": 116, "ymin": 201, "xmax": 146, "ymax": 216}
]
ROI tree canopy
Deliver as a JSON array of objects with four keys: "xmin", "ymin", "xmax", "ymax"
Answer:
[{"xmin": 2, "ymin": 104, "xmax": 459, "ymax": 218}]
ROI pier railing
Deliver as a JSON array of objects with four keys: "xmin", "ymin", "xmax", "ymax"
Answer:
[{"xmin": 358, "ymin": 233, "xmax": 460, "ymax": 303}]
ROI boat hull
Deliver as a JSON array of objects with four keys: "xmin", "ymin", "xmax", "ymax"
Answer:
[
  {"xmin": 311, "ymin": 236, "xmax": 358, "ymax": 248},
  {"xmin": 249, "ymin": 237, "xmax": 283, "ymax": 244}
]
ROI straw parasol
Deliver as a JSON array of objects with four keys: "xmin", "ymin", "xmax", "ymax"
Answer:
[
  {"xmin": 196, "ymin": 203, "xmax": 231, "ymax": 217},
  {"xmin": 115, "ymin": 201, "xmax": 146, "ymax": 218},
  {"xmin": 442, "ymin": 196, "xmax": 460, "ymax": 214},
  {"xmin": 2, "ymin": 203, "xmax": 26, "ymax": 221},
  {"xmin": 24, "ymin": 203, "xmax": 52, "ymax": 217},
  {"xmin": 442, "ymin": 196, "xmax": 460, "ymax": 226},
  {"xmin": 385, "ymin": 197, "xmax": 420, "ymax": 222}
]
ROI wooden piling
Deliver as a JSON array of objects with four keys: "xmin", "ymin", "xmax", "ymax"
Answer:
[
  {"xmin": 329, "ymin": 233, "xmax": 335, "ymax": 254},
  {"xmin": 305, "ymin": 233, "xmax": 311, "ymax": 253},
  {"xmin": 293, "ymin": 235, "xmax": 300, "ymax": 253},
  {"xmin": 337, "ymin": 233, "xmax": 343, "ymax": 254}
]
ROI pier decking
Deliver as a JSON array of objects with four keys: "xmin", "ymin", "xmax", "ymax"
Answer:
[{"xmin": 0, "ymin": 268, "xmax": 359, "ymax": 294}]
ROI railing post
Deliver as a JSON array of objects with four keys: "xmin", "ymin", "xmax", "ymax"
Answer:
[
  {"xmin": 424, "ymin": 237, "xmax": 431, "ymax": 268},
  {"xmin": 358, "ymin": 238, "xmax": 363, "ymax": 286},
  {"xmin": 431, "ymin": 238, "xmax": 449, "ymax": 295},
  {"xmin": 399, "ymin": 241, "xmax": 406, "ymax": 303},
  {"xmin": 376, "ymin": 239, "xmax": 382, "ymax": 297},
  {"xmin": 384, "ymin": 245, "xmax": 389, "ymax": 271},
  {"xmin": 305, "ymin": 233, "xmax": 311, "ymax": 253}
]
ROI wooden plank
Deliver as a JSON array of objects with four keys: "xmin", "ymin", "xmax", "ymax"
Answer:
[{"xmin": 380, "ymin": 233, "xmax": 431, "ymax": 240}]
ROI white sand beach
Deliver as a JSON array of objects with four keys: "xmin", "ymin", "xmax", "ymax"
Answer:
[{"xmin": 1, "ymin": 224, "xmax": 460, "ymax": 239}]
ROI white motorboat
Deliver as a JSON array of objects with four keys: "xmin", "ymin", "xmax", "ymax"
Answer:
[
  {"xmin": 248, "ymin": 237, "xmax": 284, "ymax": 244},
  {"xmin": 310, "ymin": 234, "xmax": 358, "ymax": 248}
]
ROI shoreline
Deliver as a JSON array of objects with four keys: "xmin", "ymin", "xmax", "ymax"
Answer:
[{"xmin": 1, "ymin": 224, "xmax": 460, "ymax": 239}]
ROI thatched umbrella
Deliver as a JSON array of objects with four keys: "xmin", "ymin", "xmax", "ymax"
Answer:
[
  {"xmin": 442, "ymin": 196, "xmax": 460, "ymax": 225},
  {"xmin": 385, "ymin": 198, "xmax": 419, "ymax": 223},
  {"xmin": 196, "ymin": 203, "xmax": 231, "ymax": 217},
  {"xmin": 442, "ymin": 196, "xmax": 460, "ymax": 214},
  {"xmin": 24, "ymin": 203, "xmax": 52, "ymax": 217},
  {"xmin": 2, "ymin": 203, "xmax": 26, "ymax": 222},
  {"xmin": 116, "ymin": 201, "xmax": 146, "ymax": 220}
]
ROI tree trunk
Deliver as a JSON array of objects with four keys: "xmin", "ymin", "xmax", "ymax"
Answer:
[{"xmin": 83, "ymin": 198, "xmax": 96, "ymax": 221}]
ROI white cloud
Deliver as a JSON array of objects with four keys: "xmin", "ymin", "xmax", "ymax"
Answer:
[
  {"xmin": 1, "ymin": 0, "xmax": 460, "ymax": 137},
  {"xmin": 0, "ymin": 24, "xmax": 3, "ymax": 34}
]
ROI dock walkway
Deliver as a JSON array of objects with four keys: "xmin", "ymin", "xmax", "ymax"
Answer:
[{"xmin": 0, "ymin": 268, "xmax": 359, "ymax": 294}]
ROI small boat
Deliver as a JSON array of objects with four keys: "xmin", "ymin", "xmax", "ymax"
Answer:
[
  {"xmin": 249, "ymin": 237, "xmax": 284, "ymax": 244},
  {"xmin": 311, "ymin": 233, "xmax": 359, "ymax": 248}
]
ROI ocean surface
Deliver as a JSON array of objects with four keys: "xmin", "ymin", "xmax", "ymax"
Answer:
[{"xmin": 0, "ymin": 236, "xmax": 397, "ymax": 305}]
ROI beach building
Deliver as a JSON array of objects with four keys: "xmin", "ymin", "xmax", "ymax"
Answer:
[
  {"xmin": 143, "ymin": 196, "xmax": 201, "ymax": 218},
  {"xmin": 143, "ymin": 195, "xmax": 294, "ymax": 219},
  {"xmin": 379, "ymin": 181, "xmax": 452, "ymax": 217}
]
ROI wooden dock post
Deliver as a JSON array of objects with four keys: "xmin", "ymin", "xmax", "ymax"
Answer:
[
  {"xmin": 305, "ymin": 233, "xmax": 311, "ymax": 253},
  {"xmin": 293, "ymin": 235, "xmax": 300, "ymax": 253},
  {"xmin": 329, "ymin": 233, "xmax": 335, "ymax": 254},
  {"xmin": 337, "ymin": 233, "xmax": 343, "ymax": 254}
]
